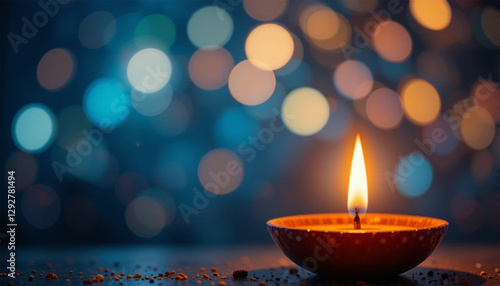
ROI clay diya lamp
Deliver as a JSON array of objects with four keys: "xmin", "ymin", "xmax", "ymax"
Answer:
[{"xmin": 267, "ymin": 135, "xmax": 448, "ymax": 276}]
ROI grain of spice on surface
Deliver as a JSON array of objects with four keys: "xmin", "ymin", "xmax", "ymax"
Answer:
[{"xmin": 233, "ymin": 269, "xmax": 248, "ymax": 279}]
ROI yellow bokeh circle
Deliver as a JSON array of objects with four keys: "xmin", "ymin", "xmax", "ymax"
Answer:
[
  {"xmin": 401, "ymin": 78, "xmax": 441, "ymax": 125},
  {"xmin": 410, "ymin": 0, "xmax": 452, "ymax": 31},
  {"xmin": 245, "ymin": 23, "xmax": 294, "ymax": 70},
  {"xmin": 460, "ymin": 106, "xmax": 495, "ymax": 150},
  {"xmin": 282, "ymin": 87, "xmax": 330, "ymax": 136},
  {"xmin": 306, "ymin": 8, "xmax": 340, "ymax": 41}
]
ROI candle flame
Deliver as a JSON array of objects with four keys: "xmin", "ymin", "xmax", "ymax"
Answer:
[{"xmin": 347, "ymin": 134, "xmax": 368, "ymax": 217}]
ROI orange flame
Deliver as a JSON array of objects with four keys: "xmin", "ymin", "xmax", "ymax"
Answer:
[{"xmin": 347, "ymin": 134, "xmax": 368, "ymax": 217}]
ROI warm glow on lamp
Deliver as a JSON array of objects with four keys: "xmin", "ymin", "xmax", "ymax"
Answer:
[
  {"xmin": 267, "ymin": 134, "xmax": 449, "ymax": 277},
  {"xmin": 347, "ymin": 134, "xmax": 368, "ymax": 223}
]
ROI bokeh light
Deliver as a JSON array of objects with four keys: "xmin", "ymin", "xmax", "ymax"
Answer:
[
  {"xmin": 460, "ymin": 106, "xmax": 495, "ymax": 150},
  {"xmin": 305, "ymin": 8, "xmax": 339, "ymax": 41},
  {"xmin": 352, "ymin": 81, "xmax": 385, "ymax": 120},
  {"xmin": 281, "ymin": 87, "xmax": 329, "ymax": 136},
  {"xmin": 334, "ymin": 60, "xmax": 373, "ymax": 100},
  {"xmin": 189, "ymin": 47, "xmax": 234, "ymax": 90},
  {"xmin": 365, "ymin": 88, "xmax": 403, "ymax": 130},
  {"xmin": 448, "ymin": 96, "xmax": 476, "ymax": 139},
  {"xmin": 83, "ymin": 78, "xmax": 130, "ymax": 127},
  {"xmin": 243, "ymin": 0, "xmax": 288, "ymax": 21},
  {"xmin": 12, "ymin": 103, "xmax": 57, "ymax": 153},
  {"xmin": 37, "ymin": 48, "xmax": 75, "ymax": 91},
  {"xmin": 198, "ymin": 148, "xmax": 244, "ymax": 195},
  {"xmin": 4, "ymin": 0, "xmax": 500, "ymax": 246},
  {"xmin": 134, "ymin": 14, "xmax": 175, "ymax": 49},
  {"xmin": 394, "ymin": 152, "xmax": 433, "ymax": 197},
  {"xmin": 410, "ymin": 0, "xmax": 452, "ymax": 31},
  {"xmin": 301, "ymin": 6, "xmax": 351, "ymax": 52},
  {"xmin": 215, "ymin": 108, "xmax": 260, "ymax": 148},
  {"xmin": 127, "ymin": 48, "xmax": 172, "ymax": 93},
  {"xmin": 79, "ymin": 11, "xmax": 116, "ymax": 49},
  {"xmin": 22, "ymin": 184, "xmax": 60, "ymax": 229},
  {"xmin": 373, "ymin": 20, "xmax": 412, "ymax": 63},
  {"xmin": 5, "ymin": 151, "xmax": 38, "ymax": 190},
  {"xmin": 126, "ymin": 196, "xmax": 166, "ymax": 238},
  {"xmin": 245, "ymin": 23, "xmax": 294, "ymax": 70},
  {"xmin": 130, "ymin": 84, "xmax": 173, "ymax": 117},
  {"xmin": 126, "ymin": 188, "xmax": 176, "ymax": 238},
  {"xmin": 314, "ymin": 14, "xmax": 351, "ymax": 52},
  {"xmin": 401, "ymin": 78, "xmax": 441, "ymax": 125},
  {"xmin": 417, "ymin": 8, "xmax": 471, "ymax": 51},
  {"xmin": 228, "ymin": 60, "xmax": 276, "ymax": 106},
  {"xmin": 472, "ymin": 79, "xmax": 500, "ymax": 123},
  {"xmin": 126, "ymin": 197, "xmax": 163, "ymax": 238},
  {"xmin": 187, "ymin": 6, "xmax": 233, "ymax": 49}
]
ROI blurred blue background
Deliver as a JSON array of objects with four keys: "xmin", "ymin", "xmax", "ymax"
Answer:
[{"xmin": 1, "ymin": 0, "xmax": 499, "ymax": 246}]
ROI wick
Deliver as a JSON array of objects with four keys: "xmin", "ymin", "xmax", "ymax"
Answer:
[{"xmin": 354, "ymin": 207, "xmax": 361, "ymax": 229}]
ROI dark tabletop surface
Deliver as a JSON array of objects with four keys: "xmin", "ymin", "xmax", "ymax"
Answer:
[{"xmin": 1, "ymin": 243, "xmax": 499, "ymax": 286}]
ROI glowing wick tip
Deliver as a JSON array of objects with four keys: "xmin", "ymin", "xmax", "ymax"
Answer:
[{"xmin": 354, "ymin": 207, "xmax": 361, "ymax": 229}]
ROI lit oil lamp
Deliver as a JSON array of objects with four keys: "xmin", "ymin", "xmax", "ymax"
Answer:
[{"xmin": 267, "ymin": 134, "xmax": 448, "ymax": 276}]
